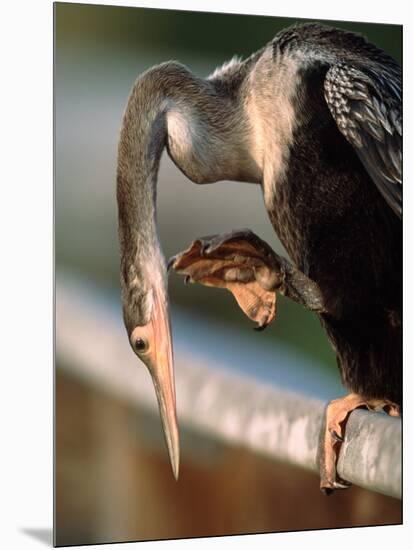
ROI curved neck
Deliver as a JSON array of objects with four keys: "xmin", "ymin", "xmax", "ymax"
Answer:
[
  {"xmin": 116, "ymin": 61, "xmax": 257, "ymax": 301},
  {"xmin": 117, "ymin": 64, "xmax": 195, "ymax": 291}
]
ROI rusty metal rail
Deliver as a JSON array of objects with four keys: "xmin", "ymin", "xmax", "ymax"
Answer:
[{"xmin": 56, "ymin": 273, "xmax": 401, "ymax": 499}]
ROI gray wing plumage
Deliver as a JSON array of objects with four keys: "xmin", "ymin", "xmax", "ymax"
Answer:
[{"xmin": 324, "ymin": 63, "xmax": 402, "ymax": 217}]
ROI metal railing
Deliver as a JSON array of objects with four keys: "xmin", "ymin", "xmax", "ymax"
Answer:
[{"xmin": 56, "ymin": 273, "xmax": 401, "ymax": 499}]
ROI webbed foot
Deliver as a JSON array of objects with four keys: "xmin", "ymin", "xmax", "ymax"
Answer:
[
  {"xmin": 318, "ymin": 393, "xmax": 401, "ymax": 495},
  {"xmin": 169, "ymin": 229, "xmax": 278, "ymax": 330},
  {"xmin": 169, "ymin": 228, "xmax": 327, "ymax": 330}
]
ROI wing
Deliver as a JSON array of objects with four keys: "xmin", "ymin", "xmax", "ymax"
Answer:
[{"xmin": 324, "ymin": 63, "xmax": 402, "ymax": 217}]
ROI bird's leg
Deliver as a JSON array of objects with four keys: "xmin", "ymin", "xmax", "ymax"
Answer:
[
  {"xmin": 318, "ymin": 393, "xmax": 401, "ymax": 495},
  {"xmin": 170, "ymin": 230, "xmax": 402, "ymax": 493},
  {"xmin": 169, "ymin": 229, "xmax": 326, "ymax": 330},
  {"xmin": 270, "ymin": 253, "xmax": 326, "ymax": 313}
]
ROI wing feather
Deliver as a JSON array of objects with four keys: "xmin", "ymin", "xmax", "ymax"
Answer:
[{"xmin": 324, "ymin": 64, "xmax": 402, "ymax": 217}]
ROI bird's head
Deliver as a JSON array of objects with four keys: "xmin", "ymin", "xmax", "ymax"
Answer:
[{"xmin": 120, "ymin": 253, "xmax": 179, "ymax": 480}]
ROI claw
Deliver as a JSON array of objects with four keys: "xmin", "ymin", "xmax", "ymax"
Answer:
[
  {"xmin": 167, "ymin": 255, "xmax": 177, "ymax": 272},
  {"xmin": 200, "ymin": 243, "xmax": 210, "ymax": 256},
  {"xmin": 335, "ymin": 478, "xmax": 352, "ymax": 488},
  {"xmin": 330, "ymin": 429, "xmax": 344, "ymax": 442},
  {"xmin": 321, "ymin": 480, "xmax": 351, "ymax": 495},
  {"xmin": 254, "ymin": 323, "xmax": 268, "ymax": 332},
  {"xmin": 383, "ymin": 403, "xmax": 401, "ymax": 417}
]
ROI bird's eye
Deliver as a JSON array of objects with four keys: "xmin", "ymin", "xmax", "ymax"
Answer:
[{"xmin": 135, "ymin": 337, "xmax": 148, "ymax": 353}]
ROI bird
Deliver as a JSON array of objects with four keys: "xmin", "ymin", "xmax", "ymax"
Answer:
[{"xmin": 116, "ymin": 22, "xmax": 402, "ymax": 493}]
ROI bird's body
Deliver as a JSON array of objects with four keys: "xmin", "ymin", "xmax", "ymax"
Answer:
[
  {"xmin": 117, "ymin": 22, "xmax": 402, "ymax": 491},
  {"xmin": 254, "ymin": 27, "xmax": 402, "ymax": 405},
  {"xmin": 173, "ymin": 23, "xmax": 402, "ymax": 404}
]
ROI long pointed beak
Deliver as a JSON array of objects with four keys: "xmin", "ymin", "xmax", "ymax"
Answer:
[{"xmin": 149, "ymin": 288, "xmax": 180, "ymax": 480}]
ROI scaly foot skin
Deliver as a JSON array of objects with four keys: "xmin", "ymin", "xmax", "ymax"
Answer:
[
  {"xmin": 318, "ymin": 393, "xmax": 401, "ymax": 495},
  {"xmin": 169, "ymin": 228, "xmax": 326, "ymax": 330},
  {"xmin": 168, "ymin": 229, "xmax": 280, "ymax": 330}
]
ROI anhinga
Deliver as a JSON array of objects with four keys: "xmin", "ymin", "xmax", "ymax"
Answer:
[{"xmin": 116, "ymin": 23, "xmax": 401, "ymax": 493}]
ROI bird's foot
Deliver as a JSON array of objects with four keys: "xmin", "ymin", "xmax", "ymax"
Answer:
[
  {"xmin": 168, "ymin": 229, "xmax": 280, "ymax": 330},
  {"xmin": 318, "ymin": 393, "xmax": 401, "ymax": 495}
]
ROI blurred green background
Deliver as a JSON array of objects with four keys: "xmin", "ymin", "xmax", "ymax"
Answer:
[{"xmin": 55, "ymin": 3, "xmax": 402, "ymax": 546}]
